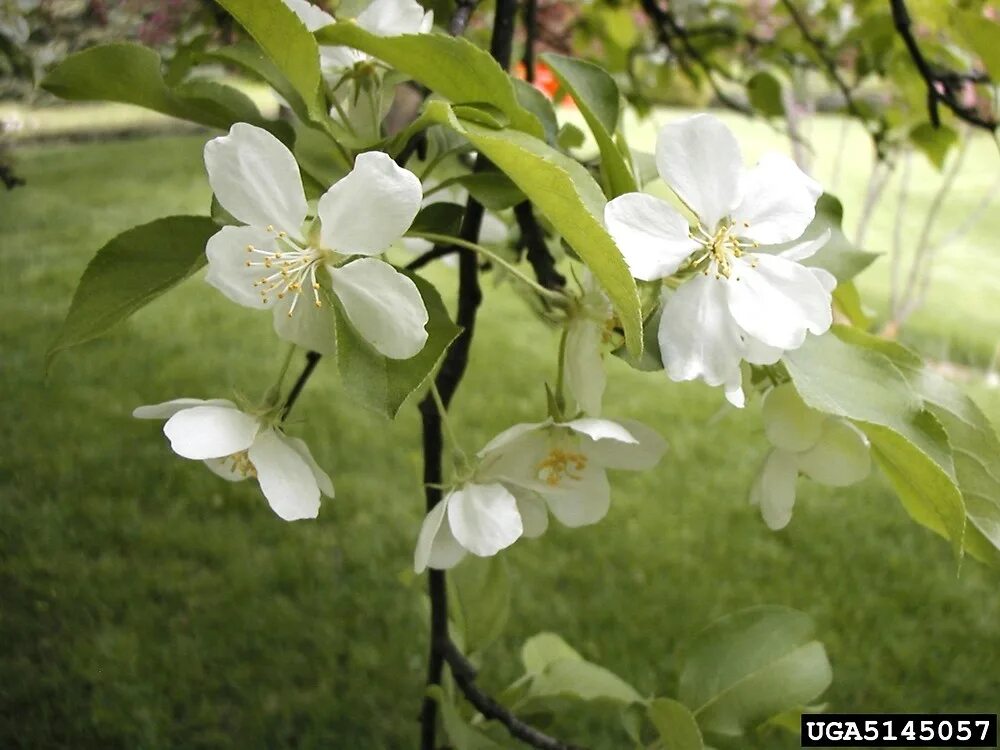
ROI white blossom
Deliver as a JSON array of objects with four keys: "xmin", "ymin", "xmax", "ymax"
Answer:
[
  {"xmin": 563, "ymin": 270, "xmax": 614, "ymax": 416},
  {"xmin": 749, "ymin": 383, "xmax": 871, "ymax": 529},
  {"xmin": 284, "ymin": 0, "xmax": 433, "ymax": 79},
  {"xmin": 204, "ymin": 123, "xmax": 428, "ymax": 359},
  {"xmin": 134, "ymin": 398, "xmax": 334, "ymax": 521},
  {"xmin": 604, "ymin": 114, "xmax": 836, "ymax": 407}
]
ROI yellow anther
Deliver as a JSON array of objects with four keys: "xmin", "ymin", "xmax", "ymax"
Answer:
[{"xmin": 536, "ymin": 449, "xmax": 589, "ymax": 487}]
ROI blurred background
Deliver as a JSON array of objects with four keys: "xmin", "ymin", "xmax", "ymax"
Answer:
[{"xmin": 2, "ymin": 1, "xmax": 1000, "ymax": 747}]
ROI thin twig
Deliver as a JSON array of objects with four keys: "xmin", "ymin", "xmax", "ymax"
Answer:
[
  {"xmin": 281, "ymin": 350, "xmax": 322, "ymax": 421},
  {"xmin": 889, "ymin": 0, "xmax": 997, "ymax": 131},
  {"xmin": 407, "ymin": 244, "xmax": 458, "ymax": 271},
  {"xmin": 522, "ymin": 0, "xmax": 537, "ymax": 83},
  {"xmin": 442, "ymin": 640, "xmax": 586, "ymax": 750}
]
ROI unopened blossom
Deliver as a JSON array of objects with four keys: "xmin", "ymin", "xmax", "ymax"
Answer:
[
  {"xmin": 134, "ymin": 398, "xmax": 334, "ymax": 521},
  {"xmin": 284, "ymin": 0, "xmax": 433, "ymax": 79},
  {"xmin": 605, "ymin": 114, "xmax": 836, "ymax": 407},
  {"xmin": 413, "ymin": 417, "xmax": 665, "ymax": 571},
  {"xmin": 749, "ymin": 383, "xmax": 871, "ymax": 529},
  {"xmin": 204, "ymin": 123, "xmax": 428, "ymax": 358},
  {"xmin": 563, "ymin": 270, "xmax": 615, "ymax": 416}
]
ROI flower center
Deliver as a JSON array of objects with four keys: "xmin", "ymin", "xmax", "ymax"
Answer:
[
  {"xmin": 245, "ymin": 225, "xmax": 327, "ymax": 316},
  {"xmin": 689, "ymin": 221, "xmax": 758, "ymax": 280},
  {"xmin": 536, "ymin": 448, "xmax": 589, "ymax": 487},
  {"xmin": 224, "ymin": 450, "xmax": 257, "ymax": 478}
]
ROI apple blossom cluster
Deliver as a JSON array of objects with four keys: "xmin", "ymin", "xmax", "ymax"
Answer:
[{"xmin": 132, "ymin": 22, "xmax": 851, "ymax": 570}]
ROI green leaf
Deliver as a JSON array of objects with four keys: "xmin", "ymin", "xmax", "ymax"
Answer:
[
  {"xmin": 334, "ymin": 271, "xmax": 462, "ymax": 418},
  {"xmin": 796, "ymin": 194, "xmax": 878, "ymax": 283},
  {"xmin": 315, "ymin": 24, "xmax": 544, "ymax": 138},
  {"xmin": 746, "ymin": 71, "xmax": 785, "ymax": 117},
  {"xmin": 412, "ymin": 202, "xmax": 467, "ymax": 236},
  {"xmin": 41, "ymin": 43, "xmax": 290, "ymax": 140},
  {"xmin": 448, "ymin": 556, "xmax": 511, "ymax": 655},
  {"xmin": 424, "ymin": 102, "xmax": 643, "ymax": 355},
  {"xmin": 202, "ymin": 41, "xmax": 311, "ymax": 123},
  {"xmin": 953, "ymin": 10, "xmax": 1000, "ymax": 80},
  {"xmin": 451, "ymin": 172, "xmax": 526, "ymax": 211},
  {"xmin": 48, "ymin": 216, "xmax": 218, "ymax": 365},
  {"xmin": 836, "ymin": 328, "xmax": 1000, "ymax": 565},
  {"xmin": 678, "ymin": 606, "xmax": 832, "ymax": 737},
  {"xmin": 512, "ymin": 77, "xmax": 559, "ymax": 144},
  {"xmin": 784, "ymin": 331, "xmax": 967, "ymax": 554},
  {"xmin": 521, "ymin": 632, "xmax": 583, "ymax": 675},
  {"xmin": 910, "ymin": 122, "xmax": 958, "ymax": 171},
  {"xmin": 426, "ymin": 686, "xmax": 506, "ymax": 750},
  {"xmin": 648, "ymin": 698, "xmax": 704, "ymax": 750},
  {"xmin": 541, "ymin": 52, "xmax": 637, "ymax": 197},
  {"xmin": 213, "ymin": 0, "xmax": 324, "ymax": 119},
  {"xmin": 831, "ymin": 280, "xmax": 873, "ymax": 329},
  {"xmin": 527, "ymin": 659, "xmax": 643, "ymax": 705}
]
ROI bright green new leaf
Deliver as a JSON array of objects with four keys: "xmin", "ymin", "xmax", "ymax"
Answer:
[
  {"xmin": 315, "ymin": 24, "xmax": 544, "ymax": 138},
  {"xmin": 48, "ymin": 216, "xmax": 219, "ymax": 366},
  {"xmin": 202, "ymin": 41, "xmax": 311, "ymax": 124},
  {"xmin": 542, "ymin": 52, "xmax": 637, "ymax": 197},
  {"xmin": 512, "ymin": 77, "xmax": 559, "ymax": 144},
  {"xmin": 910, "ymin": 122, "xmax": 958, "ymax": 171},
  {"xmin": 424, "ymin": 103, "xmax": 643, "ymax": 355},
  {"xmin": 334, "ymin": 271, "xmax": 462, "ymax": 418},
  {"xmin": 447, "ymin": 172, "xmax": 526, "ymax": 211},
  {"xmin": 521, "ymin": 632, "xmax": 583, "ymax": 675},
  {"xmin": 448, "ymin": 556, "xmax": 511, "ymax": 655},
  {"xmin": 41, "ymin": 43, "xmax": 290, "ymax": 141},
  {"xmin": 648, "ymin": 698, "xmax": 704, "ymax": 750},
  {"xmin": 678, "ymin": 606, "xmax": 832, "ymax": 737},
  {"xmin": 954, "ymin": 10, "xmax": 1000, "ymax": 80},
  {"xmin": 213, "ymin": 0, "xmax": 324, "ymax": 118},
  {"xmin": 527, "ymin": 658, "xmax": 643, "ymax": 705}
]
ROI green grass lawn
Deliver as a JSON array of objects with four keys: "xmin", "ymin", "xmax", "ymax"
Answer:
[{"xmin": 3, "ymin": 124, "xmax": 1000, "ymax": 749}]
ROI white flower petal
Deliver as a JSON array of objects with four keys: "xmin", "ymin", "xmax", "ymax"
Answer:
[
  {"xmin": 732, "ymin": 153, "xmax": 822, "ymax": 245},
  {"xmin": 272, "ymin": 292, "xmax": 338, "ymax": 354},
  {"xmin": 205, "ymin": 226, "xmax": 279, "ymax": 310},
  {"xmin": 283, "ymin": 0, "xmax": 335, "ymax": 30},
  {"xmin": 328, "ymin": 257, "xmax": 428, "ymax": 359},
  {"xmin": 203, "ymin": 457, "xmax": 249, "ymax": 482},
  {"xmin": 163, "ymin": 406, "xmax": 259, "ymax": 460},
  {"xmin": 750, "ymin": 449, "xmax": 799, "ymax": 531},
  {"xmin": 581, "ymin": 419, "xmax": 667, "ymax": 470},
  {"xmin": 204, "ymin": 123, "xmax": 308, "ymax": 234},
  {"xmin": 447, "ymin": 483, "xmax": 523, "ymax": 557},
  {"xmin": 510, "ymin": 486, "xmax": 549, "ymax": 538},
  {"xmin": 779, "ymin": 228, "xmax": 831, "ymax": 262},
  {"xmin": 133, "ymin": 398, "xmax": 235, "ymax": 420},
  {"xmin": 725, "ymin": 376, "xmax": 746, "ymax": 408},
  {"xmin": 318, "ymin": 151, "xmax": 422, "ymax": 255},
  {"xmin": 655, "ymin": 114, "xmax": 742, "ymax": 229},
  {"xmin": 414, "ymin": 498, "xmax": 466, "ymax": 573},
  {"xmin": 797, "ymin": 419, "xmax": 871, "ymax": 487},
  {"xmin": 811, "ymin": 267, "xmax": 838, "ymax": 294},
  {"xmin": 284, "ymin": 436, "xmax": 335, "ymax": 497},
  {"xmin": 564, "ymin": 418, "xmax": 638, "ymax": 445},
  {"xmin": 564, "ymin": 319, "xmax": 606, "ymax": 416},
  {"xmin": 741, "ymin": 332, "xmax": 783, "ymax": 365},
  {"xmin": 658, "ymin": 278, "xmax": 745, "ymax": 388},
  {"xmin": 542, "ymin": 465, "xmax": 611, "ymax": 528},
  {"xmin": 320, "ymin": 45, "xmax": 367, "ymax": 75},
  {"xmin": 761, "ymin": 383, "xmax": 826, "ymax": 452},
  {"xmin": 478, "ymin": 420, "xmax": 550, "ymax": 458},
  {"xmin": 357, "ymin": 0, "xmax": 428, "ymax": 35},
  {"xmin": 725, "ymin": 254, "xmax": 832, "ymax": 351},
  {"xmin": 604, "ymin": 193, "xmax": 698, "ymax": 281},
  {"xmin": 248, "ymin": 430, "xmax": 321, "ymax": 521}
]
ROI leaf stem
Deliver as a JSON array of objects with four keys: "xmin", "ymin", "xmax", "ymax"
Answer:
[{"xmin": 430, "ymin": 381, "xmax": 470, "ymax": 471}]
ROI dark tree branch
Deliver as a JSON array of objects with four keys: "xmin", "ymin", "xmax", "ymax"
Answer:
[
  {"xmin": 281, "ymin": 350, "xmax": 322, "ymax": 421},
  {"xmin": 442, "ymin": 640, "xmax": 586, "ymax": 750},
  {"xmin": 522, "ymin": 0, "xmax": 537, "ymax": 83},
  {"xmin": 449, "ymin": 0, "xmax": 482, "ymax": 36},
  {"xmin": 638, "ymin": 0, "xmax": 751, "ymax": 114},
  {"xmin": 889, "ymin": 0, "xmax": 997, "ymax": 131},
  {"xmin": 406, "ymin": 244, "xmax": 459, "ymax": 271},
  {"xmin": 514, "ymin": 201, "xmax": 565, "ymax": 292}
]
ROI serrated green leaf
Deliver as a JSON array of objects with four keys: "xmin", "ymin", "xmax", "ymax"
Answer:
[
  {"xmin": 450, "ymin": 172, "xmax": 525, "ymax": 211},
  {"xmin": 512, "ymin": 77, "xmax": 559, "ymax": 144},
  {"xmin": 48, "ymin": 216, "xmax": 218, "ymax": 366},
  {"xmin": 542, "ymin": 52, "xmax": 637, "ymax": 198},
  {"xmin": 41, "ymin": 43, "xmax": 291, "ymax": 141},
  {"xmin": 201, "ymin": 41, "xmax": 311, "ymax": 123},
  {"xmin": 448, "ymin": 556, "xmax": 511, "ymax": 655},
  {"xmin": 213, "ymin": 0, "xmax": 324, "ymax": 119},
  {"xmin": 424, "ymin": 102, "xmax": 643, "ymax": 355},
  {"xmin": 784, "ymin": 331, "xmax": 967, "ymax": 554},
  {"xmin": 679, "ymin": 606, "xmax": 832, "ymax": 738},
  {"xmin": 648, "ymin": 698, "xmax": 704, "ymax": 750},
  {"xmin": 527, "ymin": 659, "xmax": 642, "ymax": 705},
  {"xmin": 315, "ymin": 24, "xmax": 544, "ymax": 138},
  {"xmin": 334, "ymin": 271, "xmax": 461, "ymax": 418}
]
